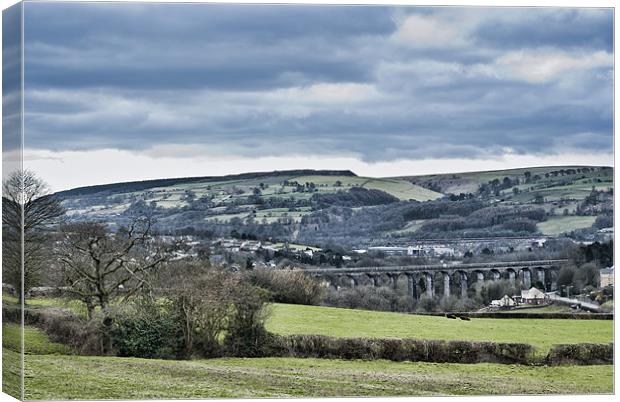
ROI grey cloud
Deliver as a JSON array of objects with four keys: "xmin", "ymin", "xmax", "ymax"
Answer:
[
  {"xmin": 20, "ymin": 3, "xmax": 613, "ymax": 163},
  {"xmin": 472, "ymin": 8, "xmax": 613, "ymax": 51}
]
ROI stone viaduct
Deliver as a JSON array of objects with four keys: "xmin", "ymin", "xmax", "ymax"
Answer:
[{"xmin": 303, "ymin": 259, "xmax": 567, "ymax": 300}]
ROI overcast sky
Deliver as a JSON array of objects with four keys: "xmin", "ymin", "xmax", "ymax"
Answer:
[{"xmin": 15, "ymin": 3, "xmax": 614, "ymax": 191}]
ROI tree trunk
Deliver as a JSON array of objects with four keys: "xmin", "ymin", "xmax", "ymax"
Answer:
[
  {"xmin": 99, "ymin": 298, "xmax": 113, "ymax": 355},
  {"xmin": 101, "ymin": 316, "xmax": 114, "ymax": 355},
  {"xmin": 86, "ymin": 302, "xmax": 95, "ymax": 321}
]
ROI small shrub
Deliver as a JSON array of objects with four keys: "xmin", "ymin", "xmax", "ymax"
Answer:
[
  {"xmin": 416, "ymin": 295, "xmax": 439, "ymax": 313},
  {"xmin": 30, "ymin": 308, "xmax": 103, "ymax": 355},
  {"xmin": 164, "ymin": 264, "xmax": 244, "ymax": 358},
  {"xmin": 109, "ymin": 298, "xmax": 180, "ymax": 359},
  {"xmin": 247, "ymin": 268, "xmax": 324, "ymax": 305},
  {"xmin": 224, "ymin": 283, "xmax": 272, "ymax": 357},
  {"xmin": 2, "ymin": 305, "xmax": 21, "ymax": 324}
]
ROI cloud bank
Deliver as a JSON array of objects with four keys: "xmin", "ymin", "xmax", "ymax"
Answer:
[{"xmin": 17, "ymin": 3, "xmax": 613, "ymax": 188}]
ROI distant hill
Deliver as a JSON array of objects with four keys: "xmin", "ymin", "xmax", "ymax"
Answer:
[
  {"xmin": 57, "ymin": 165, "xmax": 612, "ymax": 245},
  {"xmin": 57, "ymin": 169, "xmax": 358, "ymax": 197},
  {"xmin": 399, "ymin": 165, "xmax": 613, "ymax": 196}
]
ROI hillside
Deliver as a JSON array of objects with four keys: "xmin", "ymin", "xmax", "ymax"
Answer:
[
  {"xmin": 57, "ymin": 170, "xmax": 358, "ymax": 197},
  {"xmin": 57, "ymin": 166, "xmax": 613, "ymax": 246},
  {"xmin": 400, "ymin": 165, "xmax": 612, "ymax": 201},
  {"xmin": 59, "ymin": 169, "xmax": 440, "ymax": 232}
]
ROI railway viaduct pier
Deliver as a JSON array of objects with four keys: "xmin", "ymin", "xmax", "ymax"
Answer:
[{"xmin": 303, "ymin": 260, "xmax": 566, "ymax": 300}]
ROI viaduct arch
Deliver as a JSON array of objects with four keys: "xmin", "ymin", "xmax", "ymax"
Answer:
[{"xmin": 304, "ymin": 259, "xmax": 565, "ymax": 301}]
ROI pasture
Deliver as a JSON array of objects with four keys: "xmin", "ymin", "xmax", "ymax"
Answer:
[
  {"xmin": 537, "ymin": 216, "xmax": 598, "ymax": 236},
  {"xmin": 3, "ymin": 324, "xmax": 72, "ymax": 355},
  {"xmin": 283, "ymin": 174, "xmax": 442, "ymax": 201},
  {"xmin": 265, "ymin": 303, "xmax": 613, "ymax": 354},
  {"xmin": 2, "ymin": 302, "xmax": 614, "ymax": 399},
  {"xmin": 8, "ymin": 297, "xmax": 614, "ymax": 355},
  {"xmin": 20, "ymin": 353, "xmax": 613, "ymax": 399},
  {"xmin": 7, "ymin": 297, "xmax": 614, "ymax": 354}
]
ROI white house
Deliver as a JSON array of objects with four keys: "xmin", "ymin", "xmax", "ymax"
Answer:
[
  {"xmin": 600, "ymin": 266, "xmax": 614, "ymax": 287},
  {"xmin": 520, "ymin": 287, "xmax": 547, "ymax": 305},
  {"xmin": 491, "ymin": 295, "xmax": 516, "ymax": 308}
]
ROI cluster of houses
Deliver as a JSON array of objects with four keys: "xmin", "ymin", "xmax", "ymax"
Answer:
[
  {"xmin": 207, "ymin": 238, "xmax": 319, "ymax": 268},
  {"xmin": 489, "ymin": 268, "xmax": 614, "ymax": 311},
  {"xmin": 357, "ymin": 237, "xmax": 550, "ymax": 258}
]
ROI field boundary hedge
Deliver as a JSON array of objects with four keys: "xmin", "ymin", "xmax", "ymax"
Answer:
[
  {"xmin": 3, "ymin": 305, "xmax": 104, "ymax": 355},
  {"xmin": 264, "ymin": 335, "xmax": 613, "ymax": 366},
  {"xmin": 266, "ymin": 334, "xmax": 536, "ymax": 364},
  {"xmin": 546, "ymin": 343, "xmax": 614, "ymax": 365}
]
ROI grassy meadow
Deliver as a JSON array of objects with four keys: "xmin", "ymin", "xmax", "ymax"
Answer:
[
  {"xmin": 6, "ymin": 296, "xmax": 614, "ymax": 354},
  {"xmin": 537, "ymin": 216, "xmax": 598, "ymax": 236},
  {"xmin": 405, "ymin": 165, "xmax": 612, "ymax": 198},
  {"xmin": 2, "ymin": 326, "xmax": 613, "ymax": 399},
  {"xmin": 2, "ymin": 299, "xmax": 614, "ymax": 398},
  {"xmin": 3, "ymin": 324, "xmax": 72, "ymax": 355},
  {"xmin": 21, "ymin": 353, "xmax": 613, "ymax": 399},
  {"xmin": 265, "ymin": 303, "xmax": 613, "ymax": 354}
]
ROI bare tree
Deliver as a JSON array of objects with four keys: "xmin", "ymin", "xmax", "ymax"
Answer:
[
  {"xmin": 2, "ymin": 169, "xmax": 65, "ymax": 304},
  {"xmin": 57, "ymin": 215, "xmax": 181, "ymax": 354},
  {"xmin": 56, "ymin": 215, "xmax": 177, "ymax": 319}
]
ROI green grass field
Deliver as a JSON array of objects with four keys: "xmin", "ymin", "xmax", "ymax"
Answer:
[
  {"xmin": 17, "ymin": 352, "xmax": 613, "ymax": 399},
  {"xmin": 290, "ymin": 175, "xmax": 442, "ymax": 201},
  {"xmin": 390, "ymin": 219, "xmax": 428, "ymax": 235},
  {"xmin": 2, "ymin": 348, "xmax": 21, "ymax": 399},
  {"xmin": 4, "ymin": 294, "xmax": 92, "ymax": 318},
  {"xmin": 265, "ymin": 304, "xmax": 613, "ymax": 354},
  {"xmin": 537, "ymin": 216, "xmax": 597, "ymax": 235},
  {"xmin": 3, "ymin": 324, "xmax": 72, "ymax": 355},
  {"xmin": 1, "ymin": 303, "xmax": 614, "ymax": 399},
  {"xmin": 6, "ymin": 297, "xmax": 613, "ymax": 354}
]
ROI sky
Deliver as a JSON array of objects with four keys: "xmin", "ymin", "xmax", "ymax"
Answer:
[{"xmin": 10, "ymin": 3, "xmax": 615, "ymax": 191}]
